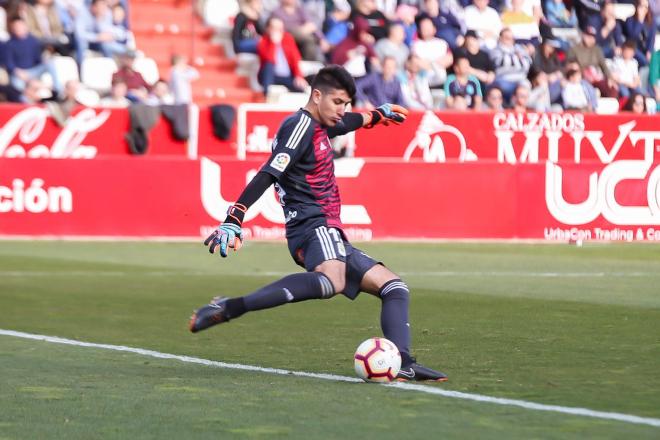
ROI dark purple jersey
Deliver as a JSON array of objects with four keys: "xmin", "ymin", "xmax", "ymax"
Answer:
[{"xmin": 261, "ymin": 109, "xmax": 358, "ymax": 245}]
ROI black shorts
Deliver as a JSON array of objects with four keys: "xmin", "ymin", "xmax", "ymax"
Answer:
[{"xmin": 288, "ymin": 225, "xmax": 379, "ymax": 300}]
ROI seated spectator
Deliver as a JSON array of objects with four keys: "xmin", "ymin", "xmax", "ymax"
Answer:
[
  {"xmin": 621, "ymin": 90, "xmax": 647, "ymax": 113},
  {"xmin": 74, "ymin": 0, "xmax": 127, "ymax": 66},
  {"xmin": 3, "ymin": 17, "xmax": 60, "ymax": 94},
  {"xmin": 355, "ymin": 56, "xmax": 406, "ymax": 108},
  {"xmin": 323, "ymin": 0, "xmax": 351, "ymax": 48},
  {"xmin": 352, "ymin": 0, "xmax": 390, "ymax": 41},
  {"xmin": 169, "ymin": 54, "xmax": 199, "ymax": 104},
  {"xmin": 594, "ymin": 1, "xmax": 623, "ymax": 59},
  {"xmin": 444, "ymin": 54, "xmax": 483, "ymax": 109},
  {"xmin": 566, "ymin": 25, "xmax": 618, "ymax": 97},
  {"xmin": 490, "ymin": 27, "xmax": 533, "ymax": 99},
  {"xmin": 509, "ymin": 82, "xmax": 530, "ymax": 111},
  {"xmin": 232, "ymin": 0, "xmax": 263, "ymax": 55},
  {"xmin": 395, "ymin": 4, "xmax": 418, "ymax": 47},
  {"xmin": 562, "ymin": 67, "xmax": 597, "ymax": 112},
  {"xmin": 573, "ymin": 0, "xmax": 604, "ymax": 30},
  {"xmin": 650, "ymin": 49, "xmax": 660, "ymax": 111},
  {"xmin": 25, "ymin": 0, "xmax": 72, "ymax": 56},
  {"xmin": 374, "ymin": 22, "xmax": 410, "ymax": 72},
  {"xmin": 500, "ymin": 0, "xmax": 540, "ymax": 43},
  {"xmin": 146, "ymin": 79, "xmax": 174, "ymax": 105},
  {"xmin": 485, "ymin": 85, "xmax": 505, "ymax": 110},
  {"xmin": 271, "ymin": 0, "xmax": 327, "ymax": 61},
  {"xmin": 112, "ymin": 50, "xmax": 151, "ymax": 102},
  {"xmin": 611, "ymin": 40, "xmax": 641, "ymax": 98},
  {"xmin": 257, "ymin": 16, "xmax": 308, "ymax": 94},
  {"xmin": 56, "ymin": 0, "xmax": 85, "ymax": 36},
  {"xmin": 301, "ymin": 0, "xmax": 327, "ymax": 30},
  {"xmin": 447, "ymin": 93, "xmax": 469, "ymax": 110},
  {"xmin": 19, "ymin": 78, "xmax": 52, "ymax": 103},
  {"xmin": 464, "ymin": 0, "xmax": 503, "ymax": 50},
  {"xmin": 545, "ymin": 0, "xmax": 577, "ymax": 28},
  {"xmin": 98, "ymin": 79, "xmax": 130, "ymax": 107},
  {"xmin": 417, "ymin": 0, "xmax": 463, "ymax": 50},
  {"xmin": 411, "ymin": 16, "xmax": 453, "ymax": 87},
  {"xmin": 460, "ymin": 29, "xmax": 496, "ymax": 95},
  {"xmin": 398, "ymin": 53, "xmax": 434, "ymax": 109},
  {"xmin": 331, "ymin": 17, "xmax": 379, "ymax": 78},
  {"xmin": 527, "ymin": 67, "xmax": 560, "ymax": 111},
  {"xmin": 623, "ymin": 0, "xmax": 655, "ymax": 66},
  {"xmin": 532, "ymin": 36, "xmax": 562, "ymax": 101}
]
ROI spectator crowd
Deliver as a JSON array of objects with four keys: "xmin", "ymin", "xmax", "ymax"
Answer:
[
  {"xmin": 0, "ymin": 0, "xmax": 198, "ymax": 110},
  {"xmin": 233, "ymin": 0, "xmax": 660, "ymax": 113}
]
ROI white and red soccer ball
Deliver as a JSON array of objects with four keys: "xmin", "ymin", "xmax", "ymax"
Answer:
[{"xmin": 354, "ymin": 337, "xmax": 401, "ymax": 382}]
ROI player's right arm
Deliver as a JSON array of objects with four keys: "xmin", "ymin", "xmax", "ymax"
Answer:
[{"xmin": 205, "ymin": 112, "xmax": 312, "ymax": 257}]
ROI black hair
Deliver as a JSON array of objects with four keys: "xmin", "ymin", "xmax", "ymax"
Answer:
[
  {"xmin": 310, "ymin": 65, "xmax": 356, "ymax": 98},
  {"xmin": 622, "ymin": 39, "xmax": 637, "ymax": 50}
]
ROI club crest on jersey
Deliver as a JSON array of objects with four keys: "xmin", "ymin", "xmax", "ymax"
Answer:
[{"xmin": 270, "ymin": 152, "xmax": 291, "ymax": 172}]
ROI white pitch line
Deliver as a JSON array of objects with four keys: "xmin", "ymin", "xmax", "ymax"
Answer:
[
  {"xmin": 1, "ymin": 329, "xmax": 659, "ymax": 429},
  {"xmin": 0, "ymin": 270, "xmax": 658, "ymax": 278}
]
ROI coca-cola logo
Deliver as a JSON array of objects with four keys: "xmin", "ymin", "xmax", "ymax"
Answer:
[{"xmin": 0, "ymin": 107, "xmax": 111, "ymax": 159}]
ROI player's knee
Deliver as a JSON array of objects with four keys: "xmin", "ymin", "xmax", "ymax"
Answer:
[
  {"xmin": 379, "ymin": 279, "xmax": 410, "ymax": 300},
  {"xmin": 315, "ymin": 260, "xmax": 346, "ymax": 294}
]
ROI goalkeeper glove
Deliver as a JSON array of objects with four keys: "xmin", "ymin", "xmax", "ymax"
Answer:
[
  {"xmin": 363, "ymin": 103, "xmax": 409, "ymax": 129},
  {"xmin": 204, "ymin": 203, "xmax": 247, "ymax": 258}
]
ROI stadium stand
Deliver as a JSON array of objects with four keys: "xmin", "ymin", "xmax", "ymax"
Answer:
[{"xmin": 0, "ymin": 0, "xmax": 657, "ymax": 112}]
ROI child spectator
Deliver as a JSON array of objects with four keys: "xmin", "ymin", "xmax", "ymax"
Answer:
[
  {"xmin": 444, "ymin": 54, "xmax": 482, "ymax": 109},
  {"xmin": 566, "ymin": 25, "xmax": 618, "ymax": 98},
  {"xmin": 611, "ymin": 40, "xmax": 641, "ymax": 98},
  {"xmin": 169, "ymin": 54, "xmax": 199, "ymax": 104},
  {"xmin": 146, "ymin": 79, "xmax": 175, "ymax": 105},
  {"xmin": 562, "ymin": 68, "xmax": 596, "ymax": 112},
  {"xmin": 99, "ymin": 79, "xmax": 131, "ymax": 107}
]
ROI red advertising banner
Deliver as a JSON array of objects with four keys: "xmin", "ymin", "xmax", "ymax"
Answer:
[
  {"xmin": 0, "ymin": 103, "xmax": 190, "ymax": 158},
  {"xmin": 1, "ymin": 157, "xmax": 659, "ymax": 242},
  {"xmin": 218, "ymin": 104, "xmax": 660, "ymax": 164}
]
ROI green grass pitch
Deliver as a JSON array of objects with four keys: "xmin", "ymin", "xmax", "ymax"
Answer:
[{"xmin": 1, "ymin": 241, "xmax": 659, "ymax": 439}]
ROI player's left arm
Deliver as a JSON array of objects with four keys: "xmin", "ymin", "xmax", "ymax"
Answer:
[{"xmin": 327, "ymin": 104, "xmax": 409, "ymax": 138}]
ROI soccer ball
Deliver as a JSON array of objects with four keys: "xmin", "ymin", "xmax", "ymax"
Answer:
[{"xmin": 354, "ymin": 337, "xmax": 401, "ymax": 383}]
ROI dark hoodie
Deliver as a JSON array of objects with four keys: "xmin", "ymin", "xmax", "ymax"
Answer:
[{"xmin": 331, "ymin": 17, "xmax": 376, "ymax": 66}]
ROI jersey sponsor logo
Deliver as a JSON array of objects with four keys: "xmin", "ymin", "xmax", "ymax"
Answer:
[
  {"xmin": 285, "ymin": 114, "xmax": 311, "ymax": 150},
  {"xmin": 270, "ymin": 152, "xmax": 291, "ymax": 172},
  {"xmin": 320, "ymin": 140, "xmax": 329, "ymax": 151}
]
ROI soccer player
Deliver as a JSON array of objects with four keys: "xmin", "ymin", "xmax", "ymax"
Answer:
[{"xmin": 189, "ymin": 65, "xmax": 447, "ymax": 382}]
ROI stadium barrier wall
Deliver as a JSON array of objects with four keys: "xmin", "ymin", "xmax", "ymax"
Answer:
[
  {"xmin": 0, "ymin": 103, "xmax": 659, "ymax": 241},
  {"xmin": 2, "ymin": 157, "xmax": 660, "ymax": 242}
]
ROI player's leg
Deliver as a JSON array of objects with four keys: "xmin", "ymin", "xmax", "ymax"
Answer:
[
  {"xmin": 358, "ymin": 259, "xmax": 447, "ymax": 382},
  {"xmin": 190, "ymin": 226, "xmax": 345, "ymax": 333}
]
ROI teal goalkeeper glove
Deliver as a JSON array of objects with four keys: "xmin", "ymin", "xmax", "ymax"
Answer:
[
  {"xmin": 363, "ymin": 104, "xmax": 409, "ymax": 128},
  {"xmin": 204, "ymin": 204, "xmax": 246, "ymax": 258}
]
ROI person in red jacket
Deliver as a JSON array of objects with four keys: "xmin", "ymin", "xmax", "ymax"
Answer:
[{"xmin": 257, "ymin": 16, "xmax": 309, "ymax": 96}]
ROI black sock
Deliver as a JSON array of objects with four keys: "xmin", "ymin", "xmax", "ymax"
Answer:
[
  {"xmin": 379, "ymin": 279, "xmax": 412, "ymax": 365},
  {"xmin": 230, "ymin": 272, "xmax": 335, "ymax": 318}
]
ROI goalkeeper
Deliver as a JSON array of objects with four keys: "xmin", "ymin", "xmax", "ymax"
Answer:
[{"xmin": 189, "ymin": 65, "xmax": 447, "ymax": 382}]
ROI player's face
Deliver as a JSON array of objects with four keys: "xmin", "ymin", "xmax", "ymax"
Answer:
[{"xmin": 314, "ymin": 88, "xmax": 351, "ymax": 127}]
